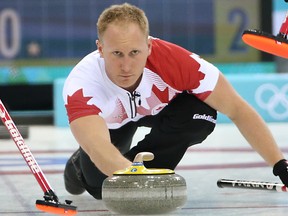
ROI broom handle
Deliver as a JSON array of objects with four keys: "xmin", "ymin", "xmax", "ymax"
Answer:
[
  {"xmin": 0, "ymin": 99, "xmax": 54, "ymax": 195},
  {"xmin": 217, "ymin": 179, "xmax": 288, "ymax": 192}
]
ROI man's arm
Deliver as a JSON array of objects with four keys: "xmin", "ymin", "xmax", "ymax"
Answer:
[
  {"xmin": 204, "ymin": 73, "xmax": 284, "ymax": 166},
  {"xmin": 70, "ymin": 115, "xmax": 132, "ymax": 176}
]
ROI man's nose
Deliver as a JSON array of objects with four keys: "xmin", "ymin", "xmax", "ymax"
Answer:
[{"xmin": 120, "ymin": 57, "xmax": 132, "ymax": 72}]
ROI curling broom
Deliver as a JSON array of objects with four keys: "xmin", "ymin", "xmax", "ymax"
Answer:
[
  {"xmin": 242, "ymin": 10, "xmax": 288, "ymax": 58},
  {"xmin": 0, "ymin": 99, "xmax": 77, "ymax": 215}
]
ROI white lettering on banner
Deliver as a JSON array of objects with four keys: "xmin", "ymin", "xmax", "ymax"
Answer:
[
  {"xmin": 193, "ymin": 114, "xmax": 216, "ymax": 124},
  {"xmin": 4, "ymin": 120, "xmax": 40, "ymax": 173},
  {"xmin": 255, "ymin": 83, "xmax": 288, "ymax": 120},
  {"xmin": 0, "ymin": 9, "xmax": 21, "ymax": 58}
]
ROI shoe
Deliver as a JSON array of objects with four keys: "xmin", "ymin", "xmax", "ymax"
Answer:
[{"xmin": 64, "ymin": 148, "xmax": 85, "ymax": 195}]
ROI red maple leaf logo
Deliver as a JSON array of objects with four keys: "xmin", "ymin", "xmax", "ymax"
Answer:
[
  {"xmin": 65, "ymin": 89, "xmax": 101, "ymax": 122},
  {"xmin": 152, "ymin": 84, "xmax": 170, "ymax": 103},
  {"xmin": 137, "ymin": 85, "xmax": 177, "ymax": 115},
  {"xmin": 105, "ymin": 98, "xmax": 129, "ymax": 124}
]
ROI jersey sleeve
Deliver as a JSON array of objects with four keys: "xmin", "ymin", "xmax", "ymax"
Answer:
[
  {"xmin": 63, "ymin": 57, "xmax": 102, "ymax": 123},
  {"xmin": 146, "ymin": 38, "xmax": 220, "ymax": 100},
  {"xmin": 64, "ymin": 87, "xmax": 101, "ymax": 123}
]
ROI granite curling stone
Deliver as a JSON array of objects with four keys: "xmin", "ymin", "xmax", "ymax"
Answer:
[{"xmin": 102, "ymin": 152, "xmax": 187, "ymax": 215}]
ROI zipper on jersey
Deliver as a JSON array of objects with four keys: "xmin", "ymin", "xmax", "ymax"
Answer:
[{"xmin": 127, "ymin": 91, "xmax": 141, "ymax": 118}]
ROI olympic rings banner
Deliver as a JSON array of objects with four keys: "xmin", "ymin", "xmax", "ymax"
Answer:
[{"xmin": 217, "ymin": 74, "xmax": 288, "ymax": 123}]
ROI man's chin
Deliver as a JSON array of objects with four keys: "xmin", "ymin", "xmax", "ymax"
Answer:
[{"xmin": 120, "ymin": 84, "xmax": 137, "ymax": 92}]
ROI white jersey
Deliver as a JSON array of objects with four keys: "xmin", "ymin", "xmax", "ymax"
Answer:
[{"xmin": 63, "ymin": 38, "xmax": 219, "ymax": 129}]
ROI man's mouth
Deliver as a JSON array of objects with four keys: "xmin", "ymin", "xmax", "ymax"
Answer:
[{"xmin": 120, "ymin": 74, "xmax": 133, "ymax": 78}]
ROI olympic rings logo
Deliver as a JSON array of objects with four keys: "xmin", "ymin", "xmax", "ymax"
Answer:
[{"xmin": 255, "ymin": 83, "xmax": 288, "ymax": 120}]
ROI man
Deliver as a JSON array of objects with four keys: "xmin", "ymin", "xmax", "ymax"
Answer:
[{"xmin": 63, "ymin": 3, "xmax": 288, "ymax": 200}]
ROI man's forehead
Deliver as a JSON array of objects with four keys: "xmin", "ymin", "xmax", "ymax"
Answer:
[{"xmin": 101, "ymin": 24, "xmax": 147, "ymax": 46}]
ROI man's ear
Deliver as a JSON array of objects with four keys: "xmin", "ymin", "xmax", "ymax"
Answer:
[
  {"xmin": 147, "ymin": 38, "xmax": 152, "ymax": 56},
  {"xmin": 96, "ymin": 40, "xmax": 103, "ymax": 57}
]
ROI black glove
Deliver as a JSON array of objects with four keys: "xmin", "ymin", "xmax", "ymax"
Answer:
[{"xmin": 273, "ymin": 159, "xmax": 288, "ymax": 187}]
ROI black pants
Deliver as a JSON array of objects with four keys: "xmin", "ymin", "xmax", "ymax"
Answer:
[{"xmin": 79, "ymin": 92, "xmax": 217, "ymax": 199}]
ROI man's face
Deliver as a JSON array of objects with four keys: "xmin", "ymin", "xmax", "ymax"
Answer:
[{"xmin": 97, "ymin": 22, "xmax": 151, "ymax": 92}]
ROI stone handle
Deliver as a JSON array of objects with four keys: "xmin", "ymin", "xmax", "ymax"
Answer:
[{"xmin": 133, "ymin": 152, "xmax": 154, "ymax": 163}]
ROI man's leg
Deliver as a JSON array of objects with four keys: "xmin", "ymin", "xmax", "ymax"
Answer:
[
  {"xmin": 64, "ymin": 148, "xmax": 85, "ymax": 195},
  {"xmin": 125, "ymin": 92, "xmax": 217, "ymax": 169},
  {"xmin": 64, "ymin": 121, "xmax": 138, "ymax": 199}
]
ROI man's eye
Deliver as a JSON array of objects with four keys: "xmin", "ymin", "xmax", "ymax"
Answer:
[
  {"xmin": 113, "ymin": 51, "xmax": 122, "ymax": 56},
  {"xmin": 131, "ymin": 50, "xmax": 139, "ymax": 55}
]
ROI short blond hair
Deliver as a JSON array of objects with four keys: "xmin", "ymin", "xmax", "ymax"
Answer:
[{"xmin": 97, "ymin": 3, "xmax": 149, "ymax": 41}]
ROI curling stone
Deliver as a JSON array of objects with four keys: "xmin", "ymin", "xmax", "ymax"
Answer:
[{"xmin": 102, "ymin": 152, "xmax": 187, "ymax": 215}]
